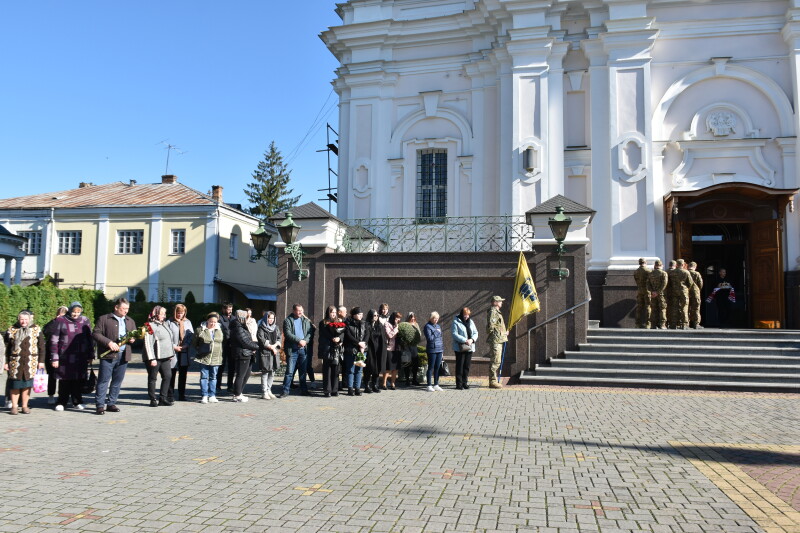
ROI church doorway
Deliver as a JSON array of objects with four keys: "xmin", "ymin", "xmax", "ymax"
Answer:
[{"xmin": 665, "ymin": 184, "xmax": 796, "ymax": 329}]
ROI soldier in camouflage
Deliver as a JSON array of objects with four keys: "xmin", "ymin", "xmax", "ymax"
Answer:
[
  {"xmin": 665, "ymin": 260, "xmax": 677, "ymax": 328},
  {"xmin": 647, "ymin": 259, "xmax": 668, "ymax": 329},
  {"xmin": 486, "ymin": 296, "xmax": 507, "ymax": 389},
  {"xmin": 633, "ymin": 258, "xmax": 651, "ymax": 328},
  {"xmin": 688, "ymin": 261, "xmax": 704, "ymax": 329},
  {"xmin": 667, "ymin": 259, "xmax": 694, "ymax": 329}
]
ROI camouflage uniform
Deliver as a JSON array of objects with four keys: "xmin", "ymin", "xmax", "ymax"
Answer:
[
  {"xmin": 647, "ymin": 265, "xmax": 669, "ymax": 329},
  {"xmin": 633, "ymin": 263, "xmax": 651, "ymax": 328},
  {"xmin": 688, "ymin": 268, "xmax": 704, "ymax": 328},
  {"xmin": 667, "ymin": 262, "xmax": 694, "ymax": 329},
  {"xmin": 487, "ymin": 305, "xmax": 508, "ymax": 388}
]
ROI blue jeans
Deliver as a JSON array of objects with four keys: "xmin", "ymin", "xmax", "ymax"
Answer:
[
  {"xmin": 282, "ymin": 347, "xmax": 307, "ymax": 395},
  {"xmin": 426, "ymin": 352, "xmax": 443, "ymax": 386},
  {"xmin": 95, "ymin": 356, "xmax": 128, "ymax": 408},
  {"xmin": 343, "ymin": 352, "xmax": 363, "ymax": 389},
  {"xmin": 199, "ymin": 365, "xmax": 219, "ymax": 397}
]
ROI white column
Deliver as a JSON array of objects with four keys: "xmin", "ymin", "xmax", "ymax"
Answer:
[
  {"xmin": 782, "ymin": 5, "xmax": 800, "ymax": 270},
  {"xmin": 202, "ymin": 209, "xmax": 219, "ymax": 303},
  {"xmin": 147, "ymin": 211, "xmax": 163, "ymax": 301},
  {"xmin": 3, "ymin": 258, "xmax": 11, "ymax": 286},
  {"xmin": 14, "ymin": 257, "xmax": 23, "ymax": 285},
  {"xmin": 95, "ymin": 214, "xmax": 109, "ymax": 291},
  {"xmin": 546, "ymin": 41, "xmax": 569, "ymax": 199},
  {"xmin": 43, "ymin": 209, "xmax": 55, "ymax": 277}
]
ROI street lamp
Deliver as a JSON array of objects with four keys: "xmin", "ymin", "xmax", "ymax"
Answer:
[
  {"xmin": 548, "ymin": 206, "xmax": 572, "ymax": 280},
  {"xmin": 249, "ymin": 220, "xmax": 272, "ymax": 259},
  {"xmin": 277, "ymin": 211, "xmax": 308, "ymax": 281}
]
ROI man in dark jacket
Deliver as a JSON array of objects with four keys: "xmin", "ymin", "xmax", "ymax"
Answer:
[
  {"xmin": 278, "ymin": 304, "xmax": 312, "ymax": 398},
  {"xmin": 217, "ymin": 303, "xmax": 234, "ymax": 393},
  {"xmin": 92, "ymin": 298, "xmax": 137, "ymax": 415}
]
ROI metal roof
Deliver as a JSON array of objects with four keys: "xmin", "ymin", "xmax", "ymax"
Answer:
[
  {"xmin": 525, "ymin": 194, "xmax": 596, "ymax": 215},
  {"xmin": 269, "ymin": 202, "xmax": 345, "ymax": 224},
  {"xmin": 0, "ymin": 181, "xmax": 220, "ymax": 209}
]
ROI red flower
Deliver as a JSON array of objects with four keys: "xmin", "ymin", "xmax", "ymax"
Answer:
[
  {"xmin": 329, "ymin": 322, "xmax": 347, "ymax": 328},
  {"xmin": 144, "ymin": 322, "xmax": 154, "ymax": 335}
]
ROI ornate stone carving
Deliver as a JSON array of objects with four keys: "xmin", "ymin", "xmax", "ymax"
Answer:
[{"xmin": 707, "ymin": 111, "xmax": 736, "ymax": 137}]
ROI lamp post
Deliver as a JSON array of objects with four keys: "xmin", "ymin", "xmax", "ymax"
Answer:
[
  {"xmin": 277, "ymin": 211, "xmax": 308, "ymax": 281},
  {"xmin": 548, "ymin": 206, "xmax": 572, "ymax": 280}
]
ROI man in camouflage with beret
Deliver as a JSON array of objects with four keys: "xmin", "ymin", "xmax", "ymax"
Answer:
[
  {"xmin": 487, "ymin": 295, "xmax": 507, "ymax": 389},
  {"xmin": 633, "ymin": 258, "xmax": 651, "ymax": 328},
  {"xmin": 688, "ymin": 261, "xmax": 704, "ymax": 329},
  {"xmin": 647, "ymin": 259, "xmax": 668, "ymax": 329}
]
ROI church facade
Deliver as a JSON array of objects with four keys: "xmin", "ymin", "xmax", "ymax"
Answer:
[{"xmin": 323, "ymin": 0, "xmax": 800, "ymax": 328}]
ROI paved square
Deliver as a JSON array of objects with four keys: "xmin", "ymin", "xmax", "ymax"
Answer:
[{"xmin": 0, "ymin": 369, "xmax": 798, "ymax": 532}]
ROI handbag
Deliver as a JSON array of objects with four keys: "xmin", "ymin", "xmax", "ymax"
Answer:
[
  {"xmin": 33, "ymin": 368, "xmax": 47, "ymax": 393},
  {"xmin": 196, "ymin": 341, "xmax": 212, "ymax": 356},
  {"xmin": 459, "ymin": 343, "xmax": 472, "ymax": 352},
  {"xmin": 440, "ymin": 360, "xmax": 451, "ymax": 377},
  {"xmin": 82, "ymin": 363, "xmax": 97, "ymax": 394}
]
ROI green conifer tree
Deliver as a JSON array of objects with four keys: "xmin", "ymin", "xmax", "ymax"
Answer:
[{"xmin": 244, "ymin": 141, "xmax": 300, "ymax": 218}]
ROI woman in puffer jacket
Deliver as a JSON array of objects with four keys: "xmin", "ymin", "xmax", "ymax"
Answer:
[{"xmin": 228, "ymin": 310, "xmax": 259, "ymax": 402}]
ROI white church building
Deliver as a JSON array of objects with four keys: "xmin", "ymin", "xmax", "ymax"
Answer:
[{"xmin": 322, "ymin": 0, "xmax": 800, "ymax": 328}]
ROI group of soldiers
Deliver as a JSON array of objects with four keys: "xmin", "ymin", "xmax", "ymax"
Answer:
[{"xmin": 634, "ymin": 258, "xmax": 704, "ymax": 329}]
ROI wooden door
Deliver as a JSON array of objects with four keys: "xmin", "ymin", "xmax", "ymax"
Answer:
[
  {"xmin": 749, "ymin": 219, "xmax": 784, "ymax": 328},
  {"xmin": 674, "ymin": 220, "xmax": 693, "ymax": 261}
]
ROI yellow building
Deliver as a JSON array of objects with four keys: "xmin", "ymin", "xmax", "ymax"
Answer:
[{"xmin": 0, "ymin": 175, "xmax": 277, "ymax": 307}]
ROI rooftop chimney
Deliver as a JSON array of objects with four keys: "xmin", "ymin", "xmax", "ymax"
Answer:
[
  {"xmin": 78, "ymin": 182, "xmax": 93, "ymax": 188},
  {"xmin": 211, "ymin": 185, "xmax": 223, "ymax": 203},
  {"xmin": 161, "ymin": 174, "xmax": 178, "ymax": 184},
  {"xmin": 129, "ymin": 179, "xmax": 137, "ymax": 186}
]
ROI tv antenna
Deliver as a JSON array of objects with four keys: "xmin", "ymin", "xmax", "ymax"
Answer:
[{"xmin": 157, "ymin": 140, "xmax": 188, "ymax": 174}]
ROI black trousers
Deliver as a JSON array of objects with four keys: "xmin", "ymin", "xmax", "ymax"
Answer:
[
  {"xmin": 322, "ymin": 359, "xmax": 339, "ymax": 395},
  {"xmin": 402, "ymin": 359, "xmax": 420, "ymax": 384},
  {"xmin": 147, "ymin": 359, "xmax": 172, "ymax": 401},
  {"xmin": 454, "ymin": 351, "xmax": 473, "ymax": 387},
  {"xmin": 45, "ymin": 359, "xmax": 58, "ymax": 396},
  {"xmin": 57, "ymin": 379, "xmax": 83, "ymax": 406},
  {"xmin": 233, "ymin": 358, "xmax": 252, "ymax": 396},
  {"xmin": 168, "ymin": 364, "xmax": 188, "ymax": 400}
]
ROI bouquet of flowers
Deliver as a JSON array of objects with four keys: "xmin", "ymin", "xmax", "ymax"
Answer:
[
  {"xmin": 354, "ymin": 351, "xmax": 367, "ymax": 367},
  {"xmin": 98, "ymin": 324, "xmax": 149, "ymax": 358}
]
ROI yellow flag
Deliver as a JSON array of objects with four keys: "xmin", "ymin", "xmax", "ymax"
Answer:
[{"xmin": 508, "ymin": 252, "xmax": 540, "ymax": 330}]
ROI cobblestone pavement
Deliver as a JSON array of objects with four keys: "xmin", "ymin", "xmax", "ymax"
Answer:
[{"xmin": 0, "ymin": 370, "xmax": 798, "ymax": 533}]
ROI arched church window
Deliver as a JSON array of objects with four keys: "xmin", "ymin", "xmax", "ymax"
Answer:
[{"xmin": 416, "ymin": 148, "xmax": 447, "ymax": 223}]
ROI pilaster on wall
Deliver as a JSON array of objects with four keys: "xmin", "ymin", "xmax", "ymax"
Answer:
[
  {"xmin": 94, "ymin": 214, "xmax": 109, "ymax": 291},
  {"xmin": 600, "ymin": 5, "xmax": 660, "ymax": 270},
  {"xmin": 782, "ymin": 5, "xmax": 800, "ymax": 271}
]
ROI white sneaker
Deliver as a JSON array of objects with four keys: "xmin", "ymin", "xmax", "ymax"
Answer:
[
  {"xmin": 47, "ymin": 395, "xmax": 56, "ymax": 405},
  {"xmin": 5, "ymin": 400, "xmax": 12, "ymax": 409},
  {"xmin": 200, "ymin": 396, "xmax": 208, "ymax": 404},
  {"xmin": 269, "ymin": 392, "xmax": 277, "ymax": 400},
  {"xmin": 261, "ymin": 393, "xmax": 270, "ymax": 400},
  {"xmin": 434, "ymin": 385, "xmax": 443, "ymax": 392},
  {"xmin": 239, "ymin": 395, "xmax": 249, "ymax": 403},
  {"xmin": 208, "ymin": 396, "xmax": 219, "ymax": 403},
  {"xmin": 426, "ymin": 385, "xmax": 435, "ymax": 392},
  {"xmin": 74, "ymin": 403, "xmax": 85, "ymax": 410},
  {"xmin": 232, "ymin": 396, "xmax": 240, "ymax": 402},
  {"xmin": 54, "ymin": 404, "xmax": 64, "ymax": 412}
]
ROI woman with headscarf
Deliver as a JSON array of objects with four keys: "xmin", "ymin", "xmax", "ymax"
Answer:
[
  {"xmin": 143, "ymin": 305, "xmax": 175, "ymax": 407},
  {"xmin": 256, "ymin": 311, "xmax": 282, "ymax": 400},
  {"xmin": 363, "ymin": 309, "xmax": 386, "ymax": 394},
  {"xmin": 43, "ymin": 305, "xmax": 68, "ymax": 405},
  {"xmin": 451, "ymin": 307, "xmax": 478, "ymax": 390},
  {"xmin": 3, "ymin": 310, "xmax": 45, "ymax": 414},
  {"xmin": 168, "ymin": 304, "xmax": 194, "ymax": 402},
  {"xmin": 51, "ymin": 301, "xmax": 94, "ymax": 411},
  {"xmin": 382, "ymin": 311, "xmax": 402, "ymax": 390},
  {"xmin": 343, "ymin": 307, "xmax": 367, "ymax": 396},
  {"xmin": 192, "ymin": 312, "xmax": 224, "ymax": 404},
  {"xmin": 229, "ymin": 309, "xmax": 259, "ymax": 402}
]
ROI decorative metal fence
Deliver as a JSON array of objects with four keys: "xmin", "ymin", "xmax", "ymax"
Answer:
[{"xmin": 340, "ymin": 216, "xmax": 533, "ymax": 253}]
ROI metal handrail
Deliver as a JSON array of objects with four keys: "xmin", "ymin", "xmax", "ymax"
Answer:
[{"xmin": 526, "ymin": 280, "xmax": 592, "ymax": 370}]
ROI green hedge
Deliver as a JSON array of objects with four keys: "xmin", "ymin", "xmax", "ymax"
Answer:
[{"xmin": 0, "ymin": 282, "xmax": 108, "ymax": 330}]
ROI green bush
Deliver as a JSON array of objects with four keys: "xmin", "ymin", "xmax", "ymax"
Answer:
[{"xmin": 0, "ymin": 281, "xmax": 108, "ymax": 330}]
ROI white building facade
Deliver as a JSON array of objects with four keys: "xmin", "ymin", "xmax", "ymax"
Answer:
[{"xmin": 324, "ymin": 0, "xmax": 800, "ymax": 328}]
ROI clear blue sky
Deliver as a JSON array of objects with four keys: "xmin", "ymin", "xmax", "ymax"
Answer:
[{"xmin": 0, "ymin": 1, "xmax": 343, "ymax": 213}]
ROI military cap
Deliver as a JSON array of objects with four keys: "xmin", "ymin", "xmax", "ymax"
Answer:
[{"xmin": 492, "ymin": 295, "xmax": 505, "ymax": 302}]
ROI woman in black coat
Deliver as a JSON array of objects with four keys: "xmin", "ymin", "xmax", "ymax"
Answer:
[
  {"xmin": 229, "ymin": 310, "xmax": 259, "ymax": 402},
  {"xmin": 318, "ymin": 305, "xmax": 343, "ymax": 397},
  {"xmin": 363, "ymin": 309, "xmax": 386, "ymax": 394},
  {"xmin": 343, "ymin": 307, "xmax": 367, "ymax": 396}
]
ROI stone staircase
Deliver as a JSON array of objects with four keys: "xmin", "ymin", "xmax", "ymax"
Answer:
[{"xmin": 519, "ymin": 328, "xmax": 800, "ymax": 392}]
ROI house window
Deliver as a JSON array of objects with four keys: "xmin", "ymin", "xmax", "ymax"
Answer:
[
  {"xmin": 416, "ymin": 148, "xmax": 447, "ymax": 223},
  {"xmin": 168, "ymin": 287, "xmax": 183, "ymax": 303},
  {"xmin": 19, "ymin": 231, "xmax": 42, "ymax": 255},
  {"xmin": 127, "ymin": 287, "xmax": 142, "ymax": 301},
  {"xmin": 171, "ymin": 229, "xmax": 186, "ymax": 254},
  {"xmin": 267, "ymin": 244, "xmax": 278, "ymax": 267},
  {"xmin": 117, "ymin": 230, "xmax": 144, "ymax": 254},
  {"xmin": 230, "ymin": 233, "xmax": 239, "ymax": 259},
  {"xmin": 57, "ymin": 231, "xmax": 82, "ymax": 255}
]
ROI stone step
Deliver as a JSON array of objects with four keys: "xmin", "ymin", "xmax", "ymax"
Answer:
[
  {"xmin": 549, "ymin": 358, "xmax": 800, "ymax": 374},
  {"xmin": 588, "ymin": 328, "xmax": 799, "ymax": 339},
  {"xmin": 563, "ymin": 351, "xmax": 800, "ymax": 366},
  {"xmin": 518, "ymin": 371, "xmax": 800, "ymax": 393},
  {"xmin": 577, "ymin": 343, "xmax": 798, "ymax": 356},
  {"xmin": 534, "ymin": 366, "xmax": 800, "ymax": 384},
  {"xmin": 585, "ymin": 335, "xmax": 798, "ymax": 348}
]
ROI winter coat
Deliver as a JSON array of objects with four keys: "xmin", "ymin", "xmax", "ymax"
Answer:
[
  {"xmin": 229, "ymin": 319, "xmax": 259, "ymax": 361},
  {"xmin": 344, "ymin": 319, "xmax": 367, "ymax": 356},
  {"xmin": 51, "ymin": 315, "xmax": 93, "ymax": 381},
  {"xmin": 317, "ymin": 320, "xmax": 343, "ymax": 363},
  {"xmin": 4, "ymin": 324, "xmax": 45, "ymax": 381},
  {"xmin": 143, "ymin": 321, "xmax": 175, "ymax": 362},
  {"xmin": 168, "ymin": 318, "xmax": 195, "ymax": 368},
  {"xmin": 385, "ymin": 321, "xmax": 399, "ymax": 352},
  {"xmin": 192, "ymin": 324, "xmax": 224, "ymax": 367},
  {"xmin": 366, "ymin": 320, "xmax": 388, "ymax": 374},
  {"xmin": 451, "ymin": 315, "xmax": 478, "ymax": 353},
  {"xmin": 256, "ymin": 321, "xmax": 282, "ymax": 372},
  {"xmin": 282, "ymin": 314, "xmax": 312, "ymax": 352},
  {"xmin": 424, "ymin": 322, "xmax": 444, "ymax": 354}
]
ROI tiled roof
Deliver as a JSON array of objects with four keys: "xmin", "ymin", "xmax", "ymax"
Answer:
[
  {"xmin": 525, "ymin": 194, "xmax": 595, "ymax": 215},
  {"xmin": 0, "ymin": 181, "xmax": 219, "ymax": 209},
  {"xmin": 269, "ymin": 202, "xmax": 345, "ymax": 224}
]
